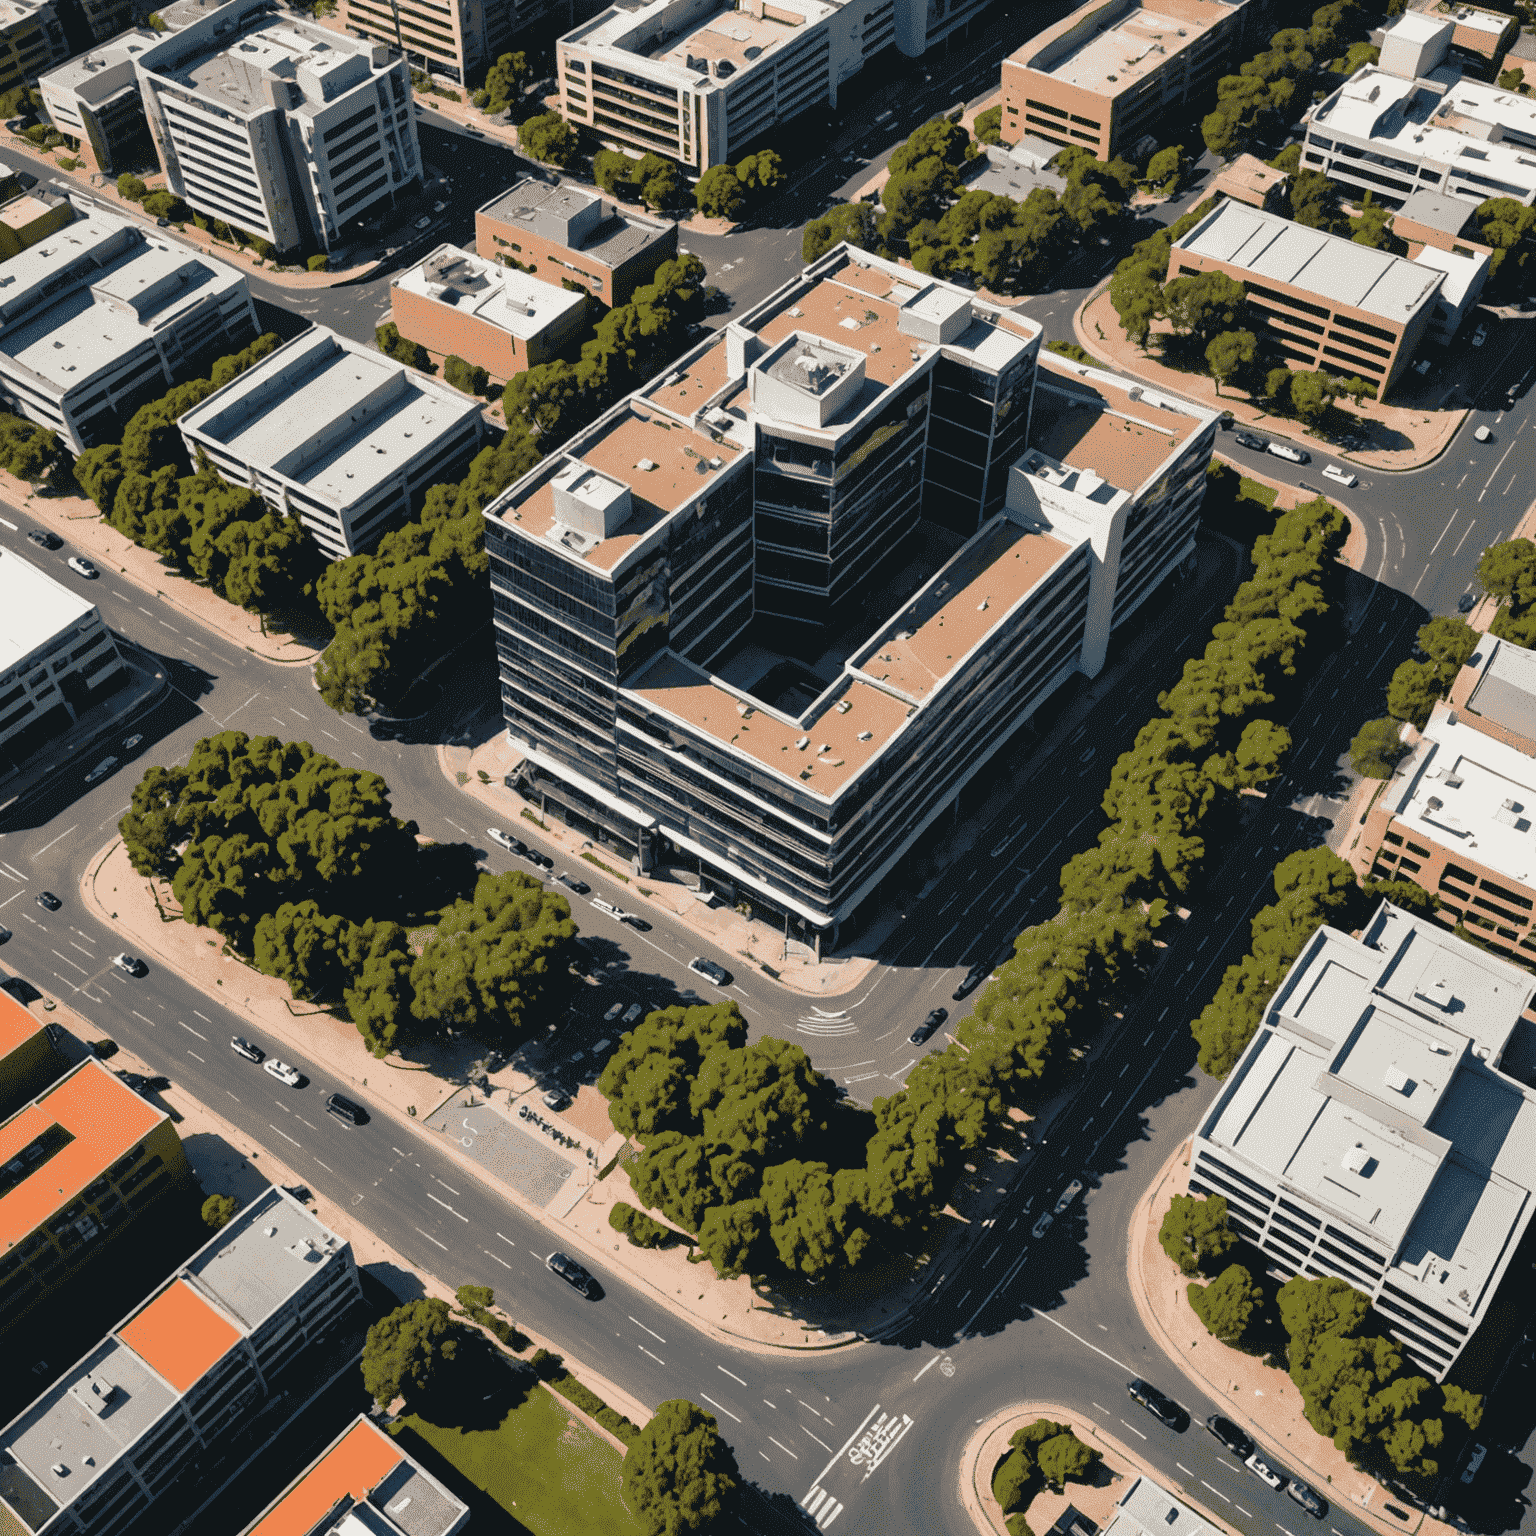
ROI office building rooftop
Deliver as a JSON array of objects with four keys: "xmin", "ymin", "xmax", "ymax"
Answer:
[
  {"xmin": 0, "ymin": 1060, "xmax": 163, "ymax": 1257},
  {"xmin": 1201, "ymin": 903, "xmax": 1536, "ymax": 1325},
  {"xmin": 1173, "ymin": 199, "xmax": 1445, "ymax": 323},
  {"xmin": 1394, "ymin": 186, "xmax": 1479, "ymax": 238},
  {"xmin": 1103, "ymin": 1477, "xmax": 1224, "ymax": 1536},
  {"xmin": 394, "ymin": 244, "xmax": 585, "ymax": 342},
  {"xmin": 1459, "ymin": 633, "xmax": 1536, "ymax": 749},
  {"xmin": 477, "ymin": 177, "xmax": 669, "ymax": 270},
  {"xmin": 1012, "ymin": 0, "xmax": 1244, "ymax": 93},
  {"xmin": 38, "ymin": 27, "xmax": 156, "ymax": 94},
  {"xmin": 0, "ymin": 547, "xmax": 95, "ymax": 676},
  {"xmin": 0, "ymin": 991, "xmax": 41, "ymax": 1061}
]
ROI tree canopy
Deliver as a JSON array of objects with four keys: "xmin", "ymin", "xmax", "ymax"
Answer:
[
  {"xmin": 361, "ymin": 1299, "xmax": 464, "ymax": 1409},
  {"xmin": 1159, "ymin": 1192, "xmax": 1236, "ymax": 1274},
  {"xmin": 622, "ymin": 1399, "xmax": 740, "ymax": 1536}
]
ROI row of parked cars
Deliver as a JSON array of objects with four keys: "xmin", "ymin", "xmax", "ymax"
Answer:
[{"xmin": 228, "ymin": 1034, "xmax": 367, "ymax": 1124}]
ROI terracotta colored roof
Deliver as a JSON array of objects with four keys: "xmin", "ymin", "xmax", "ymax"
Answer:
[
  {"xmin": 247, "ymin": 1419, "xmax": 403, "ymax": 1536},
  {"xmin": 0, "ymin": 988, "xmax": 41, "ymax": 1059},
  {"xmin": 118, "ymin": 1278, "xmax": 241, "ymax": 1392}
]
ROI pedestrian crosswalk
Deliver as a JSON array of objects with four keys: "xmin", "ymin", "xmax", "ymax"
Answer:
[{"xmin": 801, "ymin": 1487, "xmax": 844, "ymax": 1528}]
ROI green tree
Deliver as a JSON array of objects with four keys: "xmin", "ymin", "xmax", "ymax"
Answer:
[
  {"xmin": 1162, "ymin": 271, "xmax": 1247, "ymax": 345},
  {"xmin": 116, "ymin": 172, "xmax": 147, "ymax": 202},
  {"xmin": 974, "ymin": 105, "xmax": 1003, "ymax": 145},
  {"xmin": 1350, "ymin": 193, "xmax": 1405, "ymax": 253},
  {"xmin": 442, "ymin": 355, "xmax": 490, "ymax": 396},
  {"xmin": 695, "ymin": 163, "xmax": 743, "ymax": 220},
  {"xmin": 734, "ymin": 149, "xmax": 784, "ymax": 195},
  {"xmin": 1277, "ymin": 1273, "xmax": 1369, "ymax": 1367},
  {"xmin": 476, "ymin": 50, "xmax": 527, "ymax": 114},
  {"xmin": 1110, "ymin": 268, "xmax": 1163, "ymax": 347},
  {"xmin": 1350, "ymin": 716, "xmax": 1408, "ymax": 778},
  {"xmin": 635, "ymin": 152, "xmax": 685, "ymax": 210},
  {"xmin": 1289, "ymin": 169, "xmax": 1346, "ymax": 232},
  {"xmin": 622, "ymin": 1399, "xmax": 740, "ymax": 1536},
  {"xmin": 361, "ymin": 1298, "xmax": 462, "ymax": 1409},
  {"xmin": 519, "ymin": 112, "xmax": 577, "ymax": 168},
  {"xmin": 1158, "ymin": 1192, "xmax": 1236, "ymax": 1274},
  {"xmin": 1206, "ymin": 328, "xmax": 1257, "ymax": 393},
  {"xmin": 1188, "ymin": 1262, "xmax": 1262, "ymax": 1343},
  {"xmin": 201, "ymin": 1193, "xmax": 238, "ymax": 1229},
  {"xmin": 142, "ymin": 189, "xmax": 190, "ymax": 222},
  {"xmin": 993, "ymin": 1449, "xmax": 1033, "ymax": 1513},
  {"xmin": 1498, "ymin": 65, "xmax": 1526, "ymax": 92},
  {"xmin": 803, "ymin": 201, "xmax": 879, "ymax": 261},
  {"xmin": 1474, "ymin": 198, "xmax": 1536, "ymax": 293},
  {"xmin": 1037, "ymin": 1431, "xmax": 1100, "ymax": 1489},
  {"xmin": 1288, "ymin": 369, "xmax": 1336, "ymax": 427},
  {"xmin": 1145, "ymin": 143, "xmax": 1185, "ymax": 194}
]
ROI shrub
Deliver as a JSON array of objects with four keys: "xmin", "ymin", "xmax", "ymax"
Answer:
[
  {"xmin": 609, "ymin": 1200, "xmax": 673, "ymax": 1248},
  {"xmin": 974, "ymin": 105, "xmax": 1003, "ymax": 144},
  {"xmin": 1350, "ymin": 716, "xmax": 1408, "ymax": 779},
  {"xmin": 116, "ymin": 172, "xmax": 147, "ymax": 202},
  {"xmin": 307, "ymin": 252, "xmax": 329, "ymax": 271}
]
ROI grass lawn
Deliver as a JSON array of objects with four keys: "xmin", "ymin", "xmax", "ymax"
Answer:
[
  {"xmin": 394, "ymin": 1384, "xmax": 644, "ymax": 1536},
  {"xmin": 1238, "ymin": 475, "xmax": 1278, "ymax": 509}
]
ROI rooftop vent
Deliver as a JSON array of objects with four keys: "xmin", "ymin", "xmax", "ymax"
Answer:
[
  {"xmin": 635, "ymin": 458, "xmax": 656, "ymax": 471},
  {"xmin": 1384, "ymin": 1063, "xmax": 1410, "ymax": 1092},
  {"xmin": 795, "ymin": 736, "xmax": 809, "ymax": 750},
  {"xmin": 836, "ymin": 700, "xmax": 852, "ymax": 714},
  {"xmin": 857, "ymin": 731, "xmax": 872, "ymax": 740},
  {"xmin": 1443, "ymin": 773, "xmax": 1464, "ymax": 788},
  {"xmin": 1342, "ymin": 1143, "xmax": 1371, "ymax": 1174}
]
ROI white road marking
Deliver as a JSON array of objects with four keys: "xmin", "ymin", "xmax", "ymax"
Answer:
[
  {"xmin": 187, "ymin": 1050, "xmax": 204, "ymax": 1062},
  {"xmin": 1120, "ymin": 1419, "xmax": 1148, "ymax": 1440},
  {"xmin": 34, "ymin": 823, "xmax": 78, "ymax": 857},
  {"xmin": 718, "ymin": 1366, "xmax": 747, "ymax": 1385},
  {"xmin": 414, "ymin": 1226, "xmax": 448, "ymax": 1250},
  {"xmin": 269, "ymin": 1123, "xmax": 300, "ymax": 1145},
  {"xmin": 427, "ymin": 1192, "xmax": 467, "ymax": 1222},
  {"xmin": 698, "ymin": 1393, "xmax": 740, "ymax": 1422},
  {"xmin": 1202, "ymin": 1482, "xmax": 1230, "ymax": 1502},
  {"xmin": 801, "ymin": 1425, "xmax": 832, "ymax": 1451},
  {"xmin": 640, "ymin": 1346, "xmax": 666, "ymax": 1366},
  {"xmin": 629, "ymin": 1315, "xmax": 666, "ymax": 1343},
  {"xmin": 178, "ymin": 1020, "xmax": 207, "ymax": 1040},
  {"xmin": 769, "ymin": 1437, "xmax": 799, "ymax": 1459}
]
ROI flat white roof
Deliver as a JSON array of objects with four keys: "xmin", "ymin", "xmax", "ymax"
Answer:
[
  {"xmin": 1409, "ymin": 240, "xmax": 1489, "ymax": 306},
  {"xmin": 393, "ymin": 245, "xmax": 584, "ymax": 342},
  {"xmin": 0, "ymin": 547, "xmax": 97, "ymax": 676}
]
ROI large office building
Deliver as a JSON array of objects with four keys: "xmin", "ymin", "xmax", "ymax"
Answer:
[
  {"xmin": 0, "ymin": 0, "xmax": 67, "ymax": 97},
  {"xmin": 1102, "ymin": 1476, "xmax": 1224, "ymax": 1536},
  {"xmin": 135, "ymin": 0, "xmax": 422, "ymax": 255},
  {"xmin": 390, "ymin": 243, "xmax": 587, "ymax": 381},
  {"xmin": 0, "ymin": 211, "xmax": 258, "ymax": 455},
  {"xmin": 999, "ymin": 0, "xmax": 1267, "ymax": 162},
  {"xmin": 336, "ymin": 0, "xmax": 516, "ymax": 86},
  {"xmin": 0, "ymin": 180, "xmax": 72, "ymax": 261},
  {"xmin": 0, "ymin": 1185, "xmax": 364, "ymax": 1536},
  {"xmin": 556, "ymin": 0, "xmax": 994, "ymax": 175},
  {"xmin": 0, "ymin": 549, "xmax": 125, "ymax": 763},
  {"xmin": 1191, "ymin": 902, "xmax": 1536, "ymax": 1381},
  {"xmin": 1301, "ymin": 13, "xmax": 1536, "ymax": 211},
  {"xmin": 242, "ymin": 1415, "xmax": 470, "ymax": 1536},
  {"xmin": 38, "ymin": 30, "xmax": 159, "ymax": 177},
  {"xmin": 0, "ymin": 1058, "xmax": 189, "ymax": 1337},
  {"xmin": 177, "ymin": 325, "xmax": 485, "ymax": 560},
  {"xmin": 0, "ymin": 992, "xmax": 63, "ymax": 1122},
  {"xmin": 1165, "ymin": 199, "xmax": 1485, "ymax": 398},
  {"xmin": 485, "ymin": 246, "xmax": 1216, "ymax": 944},
  {"xmin": 476, "ymin": 177, "xmax": 678, "ymax": 308},
  {"xmin": 1361, "ymin": 635, "xmax": 1536, "ymax": 966}
]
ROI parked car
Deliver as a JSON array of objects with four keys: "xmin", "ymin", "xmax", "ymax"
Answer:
[
  {"xmin": 0, "ymin": 926, "xmax": 9, "ymax": 944},
  {"xmin": 326, "ymin": 1092, "xmax": 367, "ymax": 1125},
  {"xmin": 621, "ymin": 1003, "xmax": 643, "ymax": 1026},
  {"xmin": 1460, "ymin": 1443, "xmax": 1488, "ymax": 1484},
  {"xmin": 66, "ymin": 555, "xmax": 98, "ymax": 578},
  {"xmin": 1321, "ymin": 463, "xmax": 1357, "ymax": 487},
  {"xmin": 688, "ymin": 956, "xmax": 730, "ymax": 987},
  {"xmin": 542, "ymin": 1088, "xmax": 570, "ymax": 1111},
  {"xmin": 546, "ymin": 1250, "xmax": 595, "ymax": 1296},
  {"xmin": 1245, "ymin": 1452, "xmax": 1284, "ymax": 1490},
  {"xmin": 1054, "ymin": 1178, "xmax": 1084, "ymax": 1214},
  {"xmin": 591, "ymin": 898, "xmax": 621, "ymax": 918},
  {"xmin": 953, "ymin": 961, "xmax": 991, "ymax": 999},
  {"xmin": 84, "ymin": 756, "xmax": 118, "ymax": 785},
  {"xmin": 525, "ymin": 847, "xmax": 554, "ymax": 870},
  {"xmin": 432, "ymin": 200, "xmax": 447, "ymax": 212},
  {"xmin": 263, "ymin": 1059, "xmax": 301, "ymax": 1086},
  {"xmin": 111, "ymin": 953, "xmax": 146, "ymax": 977},
  {"xmin": 487, "ymin": 827, "xmax": 521, "ymax": 852},
  {"xmin": 1234, "ymin": 431, "xmax": 1268, "ymax": 451},
  {"xmin": 1475, "ymin": 424, "xmax": 1493, "ymax": 441},
  {"xmin": 909, "ymin": 1007, "xmax": 948, "ymax": 1045},
  {"xmin": 122, "ymin": 734, "xmax": 143, "ymax": 752},
  {"xmin": 1458, "ymin": 592, "xmax": 1478, "ymax": 613},
  {"xmin": 1471, "ymin": 324, "xmax": 1487, "ymax": 347},
  {"xmin": 556, "ymin": 872, "xmax": 591, "ymax": 896},
  {"xmin": 1205, "ymin": 1415, "xmax": 1253, "ymax": 1459},
  {"xmin": 26, "ymin": 528, "xmax": 61, "ymax": 550},
  {"xmin": 230, "ymin": 1036, "xmax": 264, "ymax": 1063},
  {"xmin": 413, "ymin": 215, "xmax": 432, "ymax": 231},
  {"xmin": 621, "ymin": 912, "xmax": 652, "ymax": 931},
  {"xmin": 35, "ymin": 891, "xmax": 61, "ymax": 912},
  {"xmin": 1286, "ymin": 1479, "xmax": 1327, "ymax": 1517},
  {"xmin": 1127, "ymin": 1379, "xmax": 1184, "ymax": 1428},
  {"xmin": 1266, "ymin": 441, "xmax": 1309, "ymax": 465},
  {"xmin": 1031, "ymin": 1211, "xmax": 1054, "ymax": 1239}
]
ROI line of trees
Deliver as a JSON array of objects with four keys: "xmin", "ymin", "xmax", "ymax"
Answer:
[{"xmin": 118, "ymin": 731, "xmax": 576, "ymax": 1055}]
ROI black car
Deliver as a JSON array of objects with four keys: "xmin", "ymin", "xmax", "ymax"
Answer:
[
  {"xmin": 326, "ymin": 1092, "xmax": 368, "ymax": 1125},
  {"xmin": 1128, "ymin": 1379, "xmax": 1185, "ymax": 1428},
  {"xmin": 1205, "ymin": 1414, "xmax": 1253, "ymax": 1459},
  {"xmin": 546, "ymin": 1250, "xmax": 595, "ymax": 1296},
  {"xmin": 526, "ymin": 848, "xmax": 554, "ymax": 871},
  {"xmin": 557, "ymin": 872, "xmax": 591, "ymax": 896},
  {"xmin": 35, "ymin": 891, "xmax": 61, "ymax": 911},
  {"xmin": 1458, "ymin": 591, "xmax": 1477, "ymax": 613},
  {"xmin": 1234, "ymin": 431, "xmax": 1269, "ymax": 452},
  {"xmin": 953, "ymin": 962, "xmax": 990, "ymax": 1000},
  {"xmin": 26, "ymin": 528, "xmax": 62, "ymax": 550},
  {"xmin": 1286, "ymin": 1479, "xmax": 1327, "ymax": 1518},
  {"xmin": 620, "ymin": 913, "xmax": 652, "ymax": 932},
  {"xmin": 229, "ymin": 1036, "xmax": 264, "ymax": 1063},
  {"xmin": 909, "ymin": 1007, "xmax": 949, "ymax": 1045}
]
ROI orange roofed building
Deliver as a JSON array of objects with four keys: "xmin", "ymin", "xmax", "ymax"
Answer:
[
  {"xmin": 243, "ymin": 1415, "xmax": 469, "ymax": 1536},
  {"xmin": 0, "ymin": 1184, "xmax": 363, "ymax": 1536},
  {"xmin": 0, "ymin": 1058, "xmax": 188, "ymax": 1336},
  {"xmin": 0, "ymin": 990, "xmax": 65, "ymax": 1120},
  {"xmin": 485, "ymin": 244, "xmax": 1218, "ymax": 949}
]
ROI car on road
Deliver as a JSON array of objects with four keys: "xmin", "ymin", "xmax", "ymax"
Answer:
[
  {"xmin": 621, "ymin": 912, "xmax": 651, "ymax": 931},
  {"xmin": 688, "ymin": 956, "xmax": 729, "ymax": 987},
  {"xmin": 325, "ymin": 1092, "xmax": 367, "ymax": 1125},
  {"xmin": 909, "ymin": 1007, "xmax": 948, "ymax": 1045},
  {"xmin": 433, "ymin": 200, "xmax": 447, "ymax": 212},
  {"xmin": 263, "ymin": 1059, "xmax": 301, "ymax": 1086},
  {"xmin": 1266, "ymin": 441, "xmax": 1310, "ymax": 464},
  {"xmin": 487, "ymin": 827, "xmax": 526, "ymax": 855},
  {"xmin": 1205, "ymin": 1415, "xmax": 1253, "ymax": 1458},
  {"xmin": 230, "ymin": 1036, "xmax": 264, "ymax": 1063},
  {"xmin": 1054, "ymin": 1178, "xmax": 1084, "ymax": 1214},
  {"xmin": 602, "ymin": 1002, "xmax": 625, "ymax": 1023},
  {"xmin": 953, "ymin": 961, "xmax": 991, "ymax": 998},
  {"xmin": 122, "ymin": 734, "xmax": 143, "ymax": 752},
  {"xmin": 1244, "ymin": 1451, "xmax": 1284, "ymax": 1490},
  {"xmin": 525, "ymin": 847, "xmax": 554, "ymax": 870},
  {"xmin": 1286, "ymin": 1479, "xmax": 1327, "ymax": 1517},
  {"xmin": 1472, "ymin": 324, "xmax": 1487, "ymax": 346},
  {"xmin": 546, "ymin": 1250, "xmax": 595, "ymax": 1295},
  {"xmin": 1321, "ymin": 463, "xmax": 1357, "ymax": 487},
  {"xmin": 621, "ymin": 1003, "xmax": 643, "ymax": 1026},
  {"xmin": 35, "ymin": 891, "xmax": 61, "ymax": 911},
  {"xmin": 1234, "ymin": 431, "xmax": 1268, "ymax": 451},
  {"xmin": 1460, "ymin": 1443, "xmax": 1488, "ymax": 1484},
  {"xmin": 1475, "ymin": 424, "xmax": 1493, "ymax": 441},
  {"xmin": 1127, "ymin": 1379, "xmax": 1184, "ymax": 1428},
  {"xmin": 111, "ymin": 953, "xmax": 146, "ymax": 977},
  {"xmin": 1030, "ymin": 1211, "xmax": 1054, "ymax": 1239},
  {"xmin": 84, "ymin": 756, "xmax": 118, "ymax": 785},
  {"xmin": 26, "ymin": 528, "xmax": 61, "ymax": 550},
  {"xmin": 542, "ymin": 1088, "xmax": 570, "ymax": 1111},
  {"xmin": 66, "ymin": 555, "xmax": 98, "ymax": 578},
  {"xmin": 0, "ymin": 926, "xmax": 9, "ymax": 944},
  {"xmin": 591, "ymin": 898, "xmax": 621, "ymax": 918},
  {"xmin": 1458, "ymin": 592, "xmax": 1477, "ymax": 613},
  {"xmin": 413, "ymin": 215, "xmax": 432, "ymax": 230},
  {"xmin": 557, "ymin": 872, "xmax": 591, "ymax": 895}
]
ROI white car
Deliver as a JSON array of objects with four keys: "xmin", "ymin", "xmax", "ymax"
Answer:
[
  {"xmin": 67, "ymin": 555, "xmax": 98, "ymax": 578},
  {"xmin": 1054, "ymin": 1178, "xmax": 1085, "ymax": 1214},
  {"xmin": 1475, "ymin": 424, "xmax": 1493, "ymax": 442},
  {"xmin": 1266, "ymin": 441, "xmax": 1309, "ymax": 465},
  {"xmin": 1321, "ymin": 464, "xmax": 1357, "ymax": 488},
  {"xmin": 488, "ymin": 827, "xmax": 518, "ymax": 851},
  {"xmin": 111, "ymin": 953, "xmax": 146, "ymax": 977},
  {"xmin": 590, "ymin": 898, "xmax": 621, "ymax": 918},
  {"xmin": 414, "ymin": 216, "xmax": 432, "ymax": 231},
  {"xmin": 1471, "ymin": 325, "xmax": 1487, "ymax": 347},
  {"xmin": 263, "ymin": 1059, "xmax": 301, "ymax": 1086},
  {"xmin": 1245, "ymin": 1452, "xmax": 1285, "ymax": 1490},
  {"xmin": 433, "ymin": 200, "xmax": 447, "ymax": 212}
]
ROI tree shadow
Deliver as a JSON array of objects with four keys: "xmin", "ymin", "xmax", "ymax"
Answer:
[{"xmin": 410, "ymin": 1336, "xmax": 538, "ymax": 1434}]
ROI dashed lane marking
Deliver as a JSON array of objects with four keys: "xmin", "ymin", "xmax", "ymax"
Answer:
[
  {"xmin": 414, "ymin": 1227, "xmax": 448, "ymax": 1250},
  {"xmin": 770, "ymin": 1437, "xmax": 799, "ymax": 1459},
  {"xmin": 1202, "ymin": 1483, "xmax": 1230, "ymax": 1503},
  {"xmin": 718, "ymin": 1366, "xmax": 747, "ymax": 1386},
  {"xmin": 699, "ymin": 1393, "xmax": 740, "ymax": 1423},
  {"xmin": 640, "ymin": 1346, "xmax": 665, "ymax": 1366},
  {"xmin": 1119, "ymin": 1419, "xmax": 1147, "ymax": 1440}
]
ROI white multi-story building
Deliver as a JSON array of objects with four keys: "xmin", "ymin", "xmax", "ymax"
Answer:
[
  {"xmin": 135, "ymin": 0, "xmax": 421, "ymax": 255},
  {"xmin": 0, "ymin": 212, "xmax": 257, "ymax": 455},
  {"xmin": 38, "ymin": 30, "xmax": 159, "ymax": 177},
  {"xmin": 557, "ymin": 0, "xmax": 989, "ymax": 174},
  {"xmin": 177, "ymin": 325, "xmax": 485, "ymax": 560},
  {"xmin": 1301, "ymin": 12, "xmax": 1536, "ymax": 210},
  {"xmin": 0, "ymin": 1185, "xmax": 364, "ymax": 1536},
  {"xmin": 0, "ymin": 0, "xmax": 67, "ymax": 98},
  {"xmin": 1190, "ymin": 903, "xmax": 1536, "ymax": 1382}
]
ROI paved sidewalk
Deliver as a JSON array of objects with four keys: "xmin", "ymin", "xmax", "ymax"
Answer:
[
  {"xmin": 1127, "ymin": 1139, "xmax": 1457, "ymax": 1536},
  {"xmin": 1074, "ymin": 287, "xmax": 1465, "ymax": 473},
  {"xmin": 960, "ymin": 1401, "xmax": 1238, "ymax": 1536},
  {"xmin": 5, "ymin": 475, "xmax": 327, "ymax": 666}
]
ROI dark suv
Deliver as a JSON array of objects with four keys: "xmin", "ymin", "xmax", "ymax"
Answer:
[
  {"xmin": 953, "ymin": 962, "xmax": 991, "ymax": 1000},
  {"xmin": 909, "ymin": 1008, "xmax": 948, "ymax": 1044},
  {"xmin": 326, "ymin": 1093, "xmax": 368, "ymax": 1125},
  {"xmin": 1128, "ymin": 1379, "xmax": 1185, "ymax": 1428},
  {"xmin": 1205, "ymin": 1414, "xmax": 1253, "ymax": 1458},
  {"xmin": 546, "ymin": 1251, "xmax": 595, "ymax": 1296}
]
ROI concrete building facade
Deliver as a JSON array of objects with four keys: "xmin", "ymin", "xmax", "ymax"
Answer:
[
  {"xmin": 1191, "ymin": 902, "xmax": 1536, "ymax": 1381},
  {"xmin": 242, "ymin": 1415, "xmax": 470, "ymax": 1536},
  {"xmin": 0, "ymin": 993, "xmax": 63, "ymax": 1122},
  {"xmin": 1167, "ymin": 199, "xmax": 1454, "ymax": 397},
  {"xmin": 177, "ymin": 325, "xmax": 485, "ymax": 560},
  {"xmin": 999, "ymin": 0, "xmax": 1267, "ymax": 162},
  {"xmin": 0, "ymin": 0, "xmax": 67, "ymax": 98},
  {"xmin": 336, "ymin": 0, "xmax": 517, "ymax": 85},
  {"xmin": 476, "ymin": 176, "xmax": 678, "ymax": 308},
  {"xmin": 390, "ymin": 243, "xmax": 587, "ymax": 381},
  {"xmin": 0, "ymin": 1058, "xmax": 190, "ymax": 1338},
  {"xmin": 0, "ymin": 1186, "xmax": 363, "ymax": 1536},
  {"xmin": 485, "ymin": 245, "xmax": 1215, "ymax": 943},
  {"xmin": 0, "ymin": 182, "xmax": 72, "ymax": 259},
  {"xmin": 0, "ymin": 548, "xmax": 124, "ymax": 762},
  {"xmin": 38, "ymin": 30, "xmax": 159, "ymax": 177},
  {"xmin": 136, "ymin": 0, "xmax": 422, "ymax": 254},
  {"xmin": 0, "ymin": 211, "xmax": 258, "ymax": 455}
]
